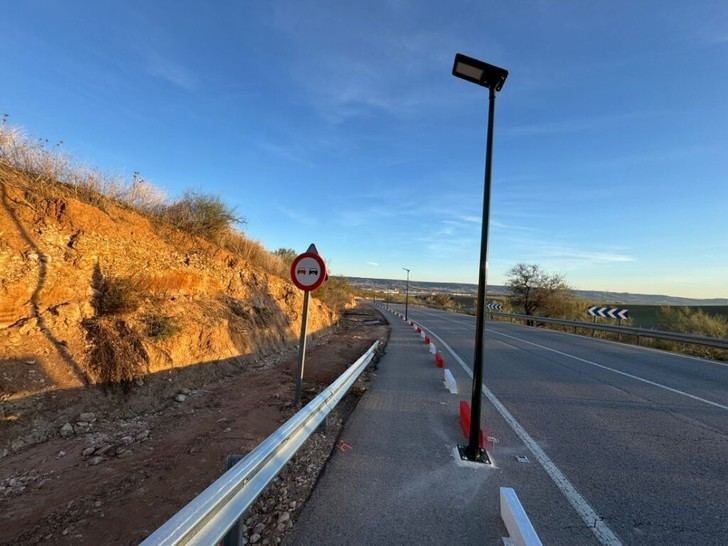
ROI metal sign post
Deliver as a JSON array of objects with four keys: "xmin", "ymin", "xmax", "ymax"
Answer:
[
  {"xmin": 290, "ymin": 244, "xmax": 327, "ymax": 406},
  {"xmin": 294, "ymin": 291, "xmax": 310, "ymax": 407}
]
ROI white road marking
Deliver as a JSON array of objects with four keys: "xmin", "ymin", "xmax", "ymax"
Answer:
[
  {"xmin": 407, "ymin": 306, "xmax": 728, "ymax": 407},
  {"xmin": 490, "ymin": 330, "xmax": 728, "ymax": 412},
  {"xmin": 419, "ymin": 322, "xmax": 624, "ymax": 546},
  {"xmin": 411, "ymin": 305, "xmax": 728, "ymax": 370}
]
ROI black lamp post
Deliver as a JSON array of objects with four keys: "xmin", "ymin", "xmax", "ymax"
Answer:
[
  {"xmin": 402, "ymin": 267, "xmax": 410, "ymax": 320},
  {"xmin": 452, "ymin": 53, "xmax": 508, "ymax": 463}
]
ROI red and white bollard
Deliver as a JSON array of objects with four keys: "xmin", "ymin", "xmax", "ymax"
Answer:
[{"xmin": 435, "ymin": 352, "xmax": 444, "ymax": 368}]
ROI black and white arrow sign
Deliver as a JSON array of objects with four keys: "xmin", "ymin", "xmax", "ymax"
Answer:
[
  {"xmin": 486, "ymin": 303, "xmax": 503, "ymax": 311},
  {"xmin": 587, "ymin": 306, "xmax": 629, "ymax": 320}
]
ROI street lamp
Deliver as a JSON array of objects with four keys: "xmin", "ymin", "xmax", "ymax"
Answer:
[
  {"xmin": 452, "ymin": 53, "xmax": 508, "ymax": 464},
  {"xmin": 402, "ymin": 267, "xmax": 410, "ymax": 321}
]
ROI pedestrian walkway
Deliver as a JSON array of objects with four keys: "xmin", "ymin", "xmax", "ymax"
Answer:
[{"xmin": 287, "ymin": 306, "xmax": 508, "ymax": 545}]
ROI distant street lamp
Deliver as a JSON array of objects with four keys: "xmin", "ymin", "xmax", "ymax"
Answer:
[
  {"xmin": 402, "ymin": 267, "xmax": 410, "ymax": 320},
  {"xmin": 452, "ymin": 53, "xmax": 508, "ymax": 464}
]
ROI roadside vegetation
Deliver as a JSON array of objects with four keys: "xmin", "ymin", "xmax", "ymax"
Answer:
[
  {"xmin": 1, "ymin": 119, "xmax": 357, "ymax": 388},
  {"xmin": 0, "ymin": 119, "xmax": 350, "ymax": 310},
  {"xmin": 360, "ymin": 263, "xmax": 727, "ymax": 361}
]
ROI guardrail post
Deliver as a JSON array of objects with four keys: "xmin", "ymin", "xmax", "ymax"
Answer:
[{"xmin": 222, "ymin": 454, "xmax": 245, "ymax": 546}]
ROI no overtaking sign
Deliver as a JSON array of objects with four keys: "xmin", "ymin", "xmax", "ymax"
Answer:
[
  {"xmin": 290, "ymin": 252, "xmax": 326, "ymax": 291},
  {"xmin": 291, "ymin": 244, "xmax": 327, "ymax": 406}
]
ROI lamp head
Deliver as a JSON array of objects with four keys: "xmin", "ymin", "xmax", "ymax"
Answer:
[{"xmin": 452, "ymin": 53, "xmax": 508, "ymax": 91}]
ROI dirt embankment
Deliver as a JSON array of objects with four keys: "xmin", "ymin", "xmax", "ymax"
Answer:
[
  {"xmin": 0, "ymin": 305, "xmax": 389, "ymax": 546},
  {"xmin": 1, "ymin": 165, "xmax": 341, "ymax": 453}
]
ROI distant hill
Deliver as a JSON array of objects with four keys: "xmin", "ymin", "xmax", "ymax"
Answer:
[{"xmin": 346, "ymin": 276, "xmax": 728, "ymax": 306}]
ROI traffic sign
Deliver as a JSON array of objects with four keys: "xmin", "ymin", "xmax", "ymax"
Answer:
[
  {"xmin": 291, "ymin": 244, "xmax": 327, "ymax": 407},
  {"xmin": 587, "ymin": 306, "xmax": 629, "ymax": 320},
  {"xmin": 486, "ymin": 303, "xmax": 502, "ymax": 311},
  {"xmin": 290, "ymin": 251, "xmax": 327, "ymax": 292}
]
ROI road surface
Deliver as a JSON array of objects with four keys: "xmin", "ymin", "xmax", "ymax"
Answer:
[{"xmin": 396, "ymin": 304, "xmax": 728, "ymax": 545}]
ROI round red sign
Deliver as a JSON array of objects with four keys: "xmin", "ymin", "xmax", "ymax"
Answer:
[{"xmin": 290, "ymin": 252, "xmax": 327, "ymax": 291}]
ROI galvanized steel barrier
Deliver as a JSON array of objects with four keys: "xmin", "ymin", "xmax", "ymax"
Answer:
[
  {"xmin": 140, "ymin": 340, "xmax": 380, "ymax": 546},
  {"xmin": 489, "ymin": 311, "xmax": 728, "ymax": 350}
]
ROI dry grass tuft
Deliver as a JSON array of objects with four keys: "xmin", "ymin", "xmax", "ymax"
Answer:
[
  {"xmin": 141, "ymin": 313, "xmax": 180, "ymax": 339},
  {"xmin": 96, "ymin": 276, "xmax": 144, "ymax": 315},
  {"xmin": 84, "ymin": 318, "xmax": 148, "ymax": 388}
]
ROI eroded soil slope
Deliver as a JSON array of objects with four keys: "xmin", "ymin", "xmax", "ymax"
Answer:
[
  {"xmin": 0, "ymin": 305, "xmax": 388, "ymax": 545},
  {"xmin": 1, "ymin": 165, "xmax": 340, "ymax": 456}
]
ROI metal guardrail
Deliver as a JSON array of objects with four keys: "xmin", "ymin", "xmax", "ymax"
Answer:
[
  {"xmin": 140, "ymin": 340, "xmax": 381, "ymax": 546},
  {"xmin": 490, "ymin": 311, "xmax": 728, "ymax": 350}
]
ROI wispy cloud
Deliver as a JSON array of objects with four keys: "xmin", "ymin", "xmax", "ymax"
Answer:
[
  {"xmin": 270, "ymin": 2, "xmax": 482, "ymax": 123},
  {"xmin": 146, "ymin": 53, "xmax": 197, "ymax": 91},
  {"xmin": 258, "ymin": 141, "xmax": 314, "ymax": 166},
  {"xmin": 367, "ymin": 261, "xmax": 379, "ymax": 267},
  {"xmin": 277, "ymin": 206, "xmax": 318, "ymax": 226},
  {"xmin": 505, "ymin": 111, "xmax": 664, "ymax": 138},
  {"xmin": 541, "ymin": 246, "xmax": 636, "ymax": 264}
]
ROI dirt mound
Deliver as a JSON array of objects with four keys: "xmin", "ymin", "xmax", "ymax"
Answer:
[
  {"xmin": 0, "ymin": 306, "xmax": 388, "ymax": 545},
  {"xmin": 1, "ymin": 165, "xmax": 337, "ymax": 451}
]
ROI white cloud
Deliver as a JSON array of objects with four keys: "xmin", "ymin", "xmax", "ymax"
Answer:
[
  {"xmin": 277, "ymin": 206, "xmax": 318, "ymax": 226},
  {"xmin": 146, "ymin": 53, "xmax": 197, "ymax": 91}
]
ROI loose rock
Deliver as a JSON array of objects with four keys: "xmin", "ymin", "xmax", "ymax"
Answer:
[{"xmin": 59, "ymin": 423, "xmax": 74, "ymax": 438}]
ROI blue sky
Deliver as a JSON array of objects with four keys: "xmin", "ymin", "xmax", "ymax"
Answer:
[{"xmin": 2, "ymin": 1, "xmax": 727, "ymax": 297}]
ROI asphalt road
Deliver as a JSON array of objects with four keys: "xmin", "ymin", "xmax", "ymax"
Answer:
[
  {"xmin": 290, "ymin": 305, "xmax": 598, "ymax": 546},
  {"xmin": 394, "ymin": 304, "xmax": 728, "ymax": 545}
]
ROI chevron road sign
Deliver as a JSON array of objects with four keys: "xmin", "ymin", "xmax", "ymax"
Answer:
[
  {"xmin": 486, "ymin": 303, "xmax": 502, "ymax": 311},
  {"xmin": 587, "ymin": 306, "xmax": 629, "ymax": 320}
]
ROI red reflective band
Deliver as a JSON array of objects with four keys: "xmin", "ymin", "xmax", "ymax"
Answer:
[{"xmin": 458, "ymin": 401, "xmax": 486, "ymax": 450}]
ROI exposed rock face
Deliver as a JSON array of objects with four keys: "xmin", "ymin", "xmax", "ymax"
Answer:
[{"xmin": 0, "ymin": 167, "xmax": 336, "ymax": 398}]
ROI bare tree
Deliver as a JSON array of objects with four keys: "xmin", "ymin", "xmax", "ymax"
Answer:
[{"xmin": 506, "ymin": 264, "xmax": 572, "ymax": 317}]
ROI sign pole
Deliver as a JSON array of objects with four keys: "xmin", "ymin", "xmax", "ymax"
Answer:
[
  {"xmin": 294, "ymin": 290, "xmax": 310, "ymax": 407},
  {"xmin": 289, "ymin": 243, "xmax": 327, "ymax": 407}
]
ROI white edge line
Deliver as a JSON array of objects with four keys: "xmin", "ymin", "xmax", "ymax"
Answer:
[
  {"xmin": 490, "ymin": 330, "xmax": 728, "ymax": 412},
  {"xmin": 500, "ymin": 487, "xmax": 544, "ymax": 546},
  {"xmin": 413, "ymin": 306, "xmax": 728, "ymax": 370},
  {"xmin": 420, "ymin": 321, "xmax": 624, "ymax": 546},
  {"xmin": 414, "ymin": 307, "xmax": 728, "ymax": 411}
]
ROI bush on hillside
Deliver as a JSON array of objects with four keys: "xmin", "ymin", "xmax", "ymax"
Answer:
[
  {"xmin": 273, "ymin": 248, "xmax": 297, "ymax": 266},
  {"xmin": 158, "ymin": 192, "xmax": 242, "ymax": 241},
  {"xmin": 96, "ymin": 276, "xmax": 143, "ymax": 315},
  {"xmin": 141, "ymin": 313, "xmax": 180, "ymax": 339},
  {"xmin": 657, "ymin": 307, "xmax": 728, "ymax": 339},
  {"xmin": 84, "ymin": 317, "xmax": 148, "ymax": 388},
  {"xmin": 313, "ymin": 275, "xmax": 354, "ymax": 313}
]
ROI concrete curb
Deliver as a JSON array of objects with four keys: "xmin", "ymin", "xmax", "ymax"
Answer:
[
  {"xmin": 500, "ymin": 487, "xmax": 543, "ymax": 546},
  {"xmin": 443, "ymin": 368, "xmax": 458, "ymax": 394}
]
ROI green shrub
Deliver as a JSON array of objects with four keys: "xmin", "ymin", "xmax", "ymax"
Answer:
[
  {"xmin": 313, "ymin": 275, "xmax": 354, "ymax": 313},
  {"xmin": 158, "ymin": 192, "xmax": 242, "ymax": 241},
  {"xmin": 657, "ymin": 306, "xmax": 728, "ymax": 339},
  {"xmin": 96, "ymin": 276, "xmax": 143, "ymax": 315},
  {"xmin": 141, "ymin": 313, "xmax": 180, "ymax": 339}
]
